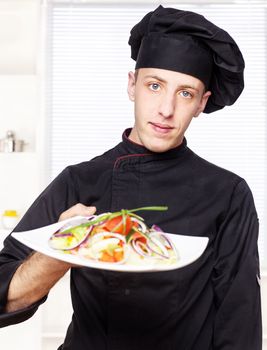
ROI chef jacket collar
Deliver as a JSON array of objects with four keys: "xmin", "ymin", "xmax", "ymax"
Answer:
[{"xmin": 121, "ymin": 128, "xmax": 188, "ymax": 159}]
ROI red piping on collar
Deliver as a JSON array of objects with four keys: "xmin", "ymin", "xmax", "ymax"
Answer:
[
  {"xmin": 122, "ymin": 129, "xmax": 145, "ymax": 148},
  {"xmin": 114, "ymin": 153, "xmax": 151, "ymax": 169}
]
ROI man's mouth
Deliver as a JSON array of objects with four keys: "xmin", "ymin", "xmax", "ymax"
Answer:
[{"xmin": 149, "ymin": 122, "xmax": 174, "ymax": 134}]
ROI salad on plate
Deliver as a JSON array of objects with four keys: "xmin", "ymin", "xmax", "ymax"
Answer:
[{"xmin": 48, "ymin": 206, "xmax": 179, "ymax": 266}]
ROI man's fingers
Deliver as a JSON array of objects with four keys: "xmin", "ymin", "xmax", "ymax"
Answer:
[{"xmin": 58, "ymin": 203, "xmax": 97, "ymax": 222}]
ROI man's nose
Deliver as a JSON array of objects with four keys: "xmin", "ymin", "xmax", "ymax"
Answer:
[{"xmin": 159, "ymin": 93, "xmax": 175, "ymax": 118}]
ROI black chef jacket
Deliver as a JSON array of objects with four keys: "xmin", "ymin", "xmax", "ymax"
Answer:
[{"xmin": 0, "ymin": 129, "xmax": 262, "ymax": 349}]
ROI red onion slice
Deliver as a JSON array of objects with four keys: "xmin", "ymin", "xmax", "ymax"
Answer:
[
  {"xmin": 146, "ymin": 237, "xmax": 169, "ymax": 259},
  {"xmin": 150, "ymin": 224, "xmax": 163, "ymax": 232},
  {"xmin": 53, "ymin": 215, "xmax": 96, "ymax": 235},
  {"xmin": 149, "ymin": 231, "xmax": 178, "ymax": 258},
  {"xmin": 131, "ymin": 239, "xmax": 153, "ymax": 258},
  {"xmin": 53, "ymin": 232, "xmax": 74, "ymax": 238},
  {"xmin": 49, "ymin": 222, "xmax": 93, "ymax": 250},
  {"xmin": 130, "ymin": 217, "xmax": 147, "ymax": 233}
]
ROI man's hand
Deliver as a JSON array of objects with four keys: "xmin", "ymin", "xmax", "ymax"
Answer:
[
  {"xmin": 6, "ymin": 203, "xmax": 97, "ymax": 313},
  {"xmin": 58, "ymin": 203, "xmax": 96, "ymax": 222}
]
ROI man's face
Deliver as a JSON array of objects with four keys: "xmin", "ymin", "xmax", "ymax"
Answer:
[{"xmin": 127, "ymin": 68, "xmax": 211, "ymax": 153}]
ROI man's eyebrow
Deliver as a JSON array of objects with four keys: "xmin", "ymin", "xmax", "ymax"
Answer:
[
  {"xmin": 179, "ymin": 84, "xmax": 200, "ymax": 92},
  {"xmin": 143, "ymin": 75, "xmax": 200, "ymax": 91},
  {"xmin": 143, "ymin": 75, "xmax": 167, "ymax": 83}
]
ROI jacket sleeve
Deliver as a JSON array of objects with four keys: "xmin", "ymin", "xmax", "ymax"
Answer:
[
  {"xmin": 0, "ymin": 167, "xmax": 78, "ymax": 328},
  {"xmin": 212, "ymin": 179, "xmax": 262, "ymax": 349}
]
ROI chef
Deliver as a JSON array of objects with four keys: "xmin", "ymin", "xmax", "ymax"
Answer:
[{"xmin": 0, "ymin": 5, "xmax": 262, "ymax": 349}]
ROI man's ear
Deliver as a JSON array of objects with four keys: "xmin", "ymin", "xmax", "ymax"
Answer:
[
  {"xmin": 195, "ymin": 91, "xmax": 212, "ymax": 118},
  {"xmin": 127, "ymin": 71, "xmax": 136, "ymax": 102}
]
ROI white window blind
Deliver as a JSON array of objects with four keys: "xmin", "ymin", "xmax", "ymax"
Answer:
[{"xmin": 46, "ymin": 1, "xmax": 267, "ymax": 265}]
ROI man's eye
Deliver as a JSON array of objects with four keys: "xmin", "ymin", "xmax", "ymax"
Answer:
[
  {"xmin": 149, "ymin": 83, "xmax": 161, "ymax": 91},
  {"xmin": 180, "ymin": 91, "xmax": 192, "ymax": 98}
]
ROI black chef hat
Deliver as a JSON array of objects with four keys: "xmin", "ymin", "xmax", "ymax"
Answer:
[{"xmin": 128, "ymin": 5, "xmax": 245, "ymax": 113}]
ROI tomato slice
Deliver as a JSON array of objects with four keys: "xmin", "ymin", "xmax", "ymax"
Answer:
[
  {"xmin": 100, "ymin": 251, "xmax": 116, "ymax": 263},
  {"xmin": 113, "ymin": 248, "xmax": 124, "ymax": 262},
  {"xmin": 131, "ymin": 232, "xmax": 147, "ymax": 244},
  {"xmin": 104, "ymin": 215, "xmax": 133, "ymax": 235}
]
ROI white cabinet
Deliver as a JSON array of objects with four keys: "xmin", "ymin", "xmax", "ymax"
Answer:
[
  {"xmin": 0, "ymin": 314, "xmax": 42, "ymax": 350},
  {"xmin": 0, "ymin": 152, "xmax": 41, "ymax": 218},
  {"xmin": 0, "ymin": 2, "xmax": 45, "ymax": 347},
  {"xmin": 0, "ymin": 71, "xmax": 42, "ymax": 218},
  {"xmin": 41, "ymin": 273, "xmax": 72, "ymax": 349}
]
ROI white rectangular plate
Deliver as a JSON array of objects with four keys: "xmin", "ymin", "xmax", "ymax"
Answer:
[{"xmin": 12, "ymin": 218, "xmax": 209, "ymax": 272}]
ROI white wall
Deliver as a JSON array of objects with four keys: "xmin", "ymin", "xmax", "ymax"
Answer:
[
  {"xmin": 0, "ymin": 0, "xmax": 42, "ymax": 222},
  {"xmin": 0, "ymin": 1, "xmax": 44, "ymax": 349}
]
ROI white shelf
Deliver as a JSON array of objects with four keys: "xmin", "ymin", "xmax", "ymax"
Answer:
[
  {"xmin": 0, "ymin": 228, "xmax": 11, "ymax": 234},
  {"xmin": 0, "ymin": 151, "xmax": 36, "ymax": 156},
  {"xmin": 42, "ymin": 332, "xmax": 65, "ymax": 339},
  {"xmin": 0, "ymin": 229, "xmax": 11, "ymax": 248}
]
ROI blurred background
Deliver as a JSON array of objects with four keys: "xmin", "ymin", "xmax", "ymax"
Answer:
[{"xmin": 0, "ymin": 0, "xmax": 266, "ymax": 348}]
